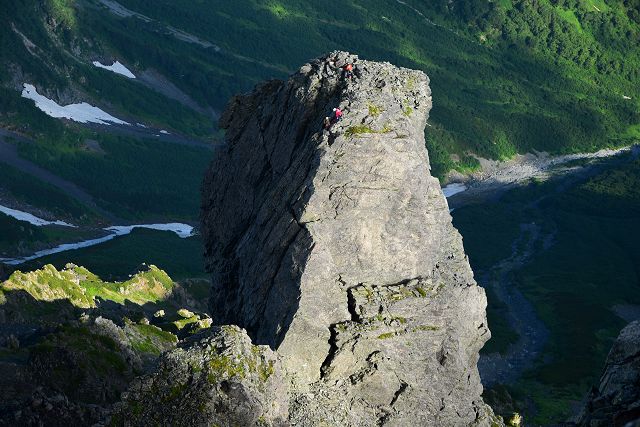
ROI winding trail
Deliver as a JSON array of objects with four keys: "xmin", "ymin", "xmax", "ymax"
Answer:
[{"xmin": 93, "ymin": 0, "xmax": 290, "ymax": 74}]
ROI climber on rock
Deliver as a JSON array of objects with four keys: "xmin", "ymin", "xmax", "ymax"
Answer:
[
  {"xmin": 323, "ymin": 116, "xmax": 331, "ymax": 130},
  {"xmin": 331, "ymin": 107, "xmax": 343, "ymax": 124},
  {"xmin": 343, "ymin": 63, "xmax": 354, "ymax": 79}
]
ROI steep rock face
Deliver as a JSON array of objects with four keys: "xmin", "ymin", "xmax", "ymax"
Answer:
[
  {"xmin": 571, "ymin": 321, "xmax": 640, "ymax": 427},
  {"xmin": 201, "ymin": 52, "xmax": 497, "ymax": 425}
]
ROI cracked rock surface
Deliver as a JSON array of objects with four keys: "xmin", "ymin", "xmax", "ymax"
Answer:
[{"xmin": 200, "ymin": 51, "xmax": 500, "ymax": 426}]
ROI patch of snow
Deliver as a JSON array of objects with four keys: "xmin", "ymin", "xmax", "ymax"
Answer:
[
  {"xmin": 1, "ymin": 234, "xmax": 121, "ymax": 265},
  {"xmin": 623, "ymin": 95, "xmax": 632, "ymax": 100},
  {"xmin": 105, "ymin": 223, "xmax": 194, "ymax": 239},
  {"xmin": 0, "ymin": 204, "xmax": 76, "ymax": 227},
  {"xmin": 0, "ymin": 222, "xmax": 194, "ymax": 265},
  {"xmin": 92, "ymin": 60, "xmax": 136, "ymax": 79},
  {"xmin": 159, "ymin": 130, "xmax": 169, "ymax": 135},
  {"xmin": 22, "ymin": 84, "xmax": 129, "ymax": 126},
  {"xmin": 136, "ymin": 123, "xmax": 147, "ymax": 128},
  {"xmin": 441, "ymin": 183, "xmax": 468, "ymax": 198}
]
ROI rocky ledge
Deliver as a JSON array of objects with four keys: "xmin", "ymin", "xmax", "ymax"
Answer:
[{"xmin": 196, "ymin": 51, "xmax": 499, "ymax": 426}]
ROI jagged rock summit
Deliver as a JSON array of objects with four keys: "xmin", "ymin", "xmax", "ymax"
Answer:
[{"xmin": 199, "ymin": 51, "xmax": 499, "ymax": 425}]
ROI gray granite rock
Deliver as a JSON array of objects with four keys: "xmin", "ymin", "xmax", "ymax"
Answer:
[
  {"xmin": 571, "ymin": 321, "xmax": 640, "ymax": 427},
  {"xmin": 201, "ymin": 52, "xmax": 500, "ymax": 426},
  {"xmin": 112, "ymin": 325, "xmax": 288, "ymax": 427}
]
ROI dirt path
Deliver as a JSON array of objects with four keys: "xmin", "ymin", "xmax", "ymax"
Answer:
[{"xmin": 137, "ymin": 69, "xmax": 219, "ymax": 120}]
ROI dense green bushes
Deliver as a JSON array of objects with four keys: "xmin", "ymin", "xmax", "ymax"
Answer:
[{"xmin": 109, "ymin": 0, "xmax": 639, "ymax": 176}]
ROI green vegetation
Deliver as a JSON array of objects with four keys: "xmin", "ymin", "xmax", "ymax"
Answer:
[
  {"xmin": 0, "ymin": 259, "xmax": 211, "ymax": 337},
  {"xmin": 377, "ymin": 332, "xmax": 395, "ymax": 340},
  {"xmin": 16, "ymin": 135, "xmax": 212, "ymax": 221},
  {"xmin": 207, "ymin": 355, "xmax": 246, "ymax": 383},
  {"xmin": 30, "ymin": 325, "xmax": 131, "ymax": 401},
  {"xmin": 454, "ymin": 154, "xmax": 640, "ymax": 423},
  {"xmin": 128, "ymin": 322, "xmax": 178, "ymax": 355},
  {"xmin": 345, "ymin": 123, "xmax": 393, "ymax": 137},
  {"xmin": 0, "ymin": 213, "xmax": 99, "ymax": 257},
  {"xmin": 1, "ymin": 263, "xmax": 174, "ymax": 308},
  {"xmin": 2, "ymin": 0, "xmax": 638, "ymax": 274},
  {"xmin": 109, "ymin": 0, "xmax": 638, "ymax": 173},
  {"xmin": 44, "ymin": 0, "xmax": 77, "ymax": 30},
  {"xmin": 0, "ymin": 163, "xmax": 98, "ymax": 223},
  {"xmin": 368, "ymin": 103, "xmax": 384, "ymax": 117},
  {"xmin": 412, "ymin": 325, "xmax": 439, "ymax": 332}
]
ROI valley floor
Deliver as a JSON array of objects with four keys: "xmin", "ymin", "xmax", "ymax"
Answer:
[{"xmin": 452, "ymin": 147, "xmax": 640, "ymax": 424}]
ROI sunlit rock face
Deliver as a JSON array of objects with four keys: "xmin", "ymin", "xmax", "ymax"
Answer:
[{"xmin": 201, "ymin": 51, "xmax": 500, "ymax": 426}]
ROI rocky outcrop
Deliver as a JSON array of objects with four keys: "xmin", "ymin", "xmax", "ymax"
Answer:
[
  {"xmin": 0, "ymin": 264, "xmax": 206, "ymax": 426},
  {"xmin": 571, "ymin": 321, "xmax": 640, "ymax": 427},
  {"xmin": 201, "ymin": 51, "xmax": 499, "ymax": 425},
  {"xmin": 113, "ymin": 325, "xmax": 288, "ymax": 426}
]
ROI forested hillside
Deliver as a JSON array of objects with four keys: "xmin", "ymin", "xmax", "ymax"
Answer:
[
  {"xmin": 91, "ymin": 0, "xmax": 640, "ymax": 174},
  {"xmin": 0, "ymin": 0, "xmax": 638, "ymax": 278},
  {"xmin": 2, "ymin": 0, "xmax": 638, "ymax": 180}
]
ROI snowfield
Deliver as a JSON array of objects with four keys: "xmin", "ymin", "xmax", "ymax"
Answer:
[
  {"xmin": 21, "ymin": 83, "xmax": 129, "ymax": 125},
  {"xmin": 441, "ymin": 182, "xmax": 468, "ymax": 198},
  {"xmin": 0, "ymin": 204, "xmax": 76, "ymax": 227},
  {"xmin": 105, "ymin": 223, "xmax": 194, "ymax": 239},
  {"xmin": 0, "ymin": 223, "xmax": 194, "ymax": 265},
  {"xmin": 92, "ymin": 60, "xmax": 136, "ymax": 79}
]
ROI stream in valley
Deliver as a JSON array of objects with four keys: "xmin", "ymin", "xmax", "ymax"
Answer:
[{"xmin": 446, "ymin": 145, "xmax": 640, "ymax": 388}]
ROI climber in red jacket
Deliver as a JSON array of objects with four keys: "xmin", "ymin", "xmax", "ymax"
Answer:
[
  {"xmin": 343, "ymin": 63, "xmax": 354, "ymax": 79},
  {"xmin": 332, "ymin": 107, "xmax": 343, "ymax": 124}
]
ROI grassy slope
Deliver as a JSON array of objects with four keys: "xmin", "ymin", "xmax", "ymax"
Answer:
[
  {"xmin": 0, "ymin": 213, "xmax": 100, "ymax": 257},
  {"xmin": 0, "ymin": 0, "xmax": 214, "ymax": 138},
  {"xmin": 1, "ymin": 1, "xmax": 216, "ymax": 224},
  {"xmin": 0, "ymin": 162, "xmax": 98, "ymax": 222},
  {"xmin": 453, "ymin": 155, "xmax": 640, "ymax": 424},
  {"xmin": 15, "ymin": 133, "xmax": 213, "ymax": 221}
]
